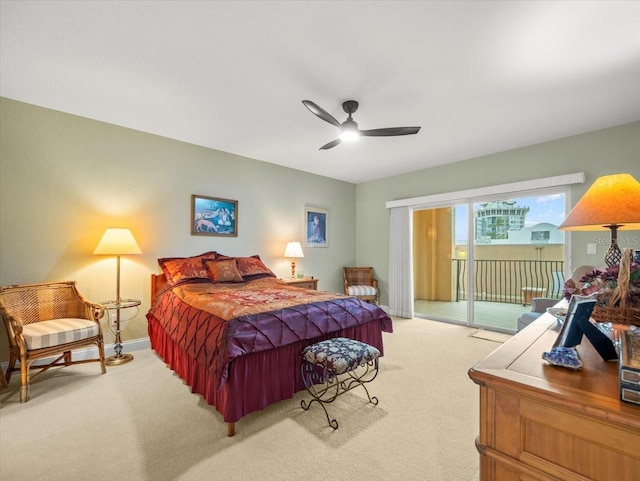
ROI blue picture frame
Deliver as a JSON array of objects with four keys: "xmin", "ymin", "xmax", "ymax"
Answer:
[
  {"xmin": 304, "ymin": 206, "xmax": 328, "ymax": 247},
  {"xmin": 191, "ymin": 194, "xmax": 238, "ymax": 237}
]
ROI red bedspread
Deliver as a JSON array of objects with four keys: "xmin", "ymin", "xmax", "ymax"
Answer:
[{"xmin": 147, "ymin": 278, "xmax": 393, "ymax": 388}]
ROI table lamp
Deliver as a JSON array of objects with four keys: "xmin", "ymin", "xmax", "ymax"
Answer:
[
  {"xmin": 94, "ymin": 228, "xmax": 142, "ymax": 365},
  {"xmin": 558, "ymin": 173, "xmax": 640, "ymax": 266},
  {"xmin": 284, "ymin": 241, "xmax": 304, "ymax": 278}
]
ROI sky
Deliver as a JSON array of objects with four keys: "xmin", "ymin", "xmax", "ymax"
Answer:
[
  {"xmin": 519, "ymin": 194, "xmax": 566, "ymax": 227},
  {"xmin": 454, "ymin": 194, "xmax": 566, "ymax": 243}
]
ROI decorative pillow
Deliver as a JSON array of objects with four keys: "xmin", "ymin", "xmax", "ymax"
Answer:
[
  {"xmin": 158, "ymin": 251, "xmax": 218, "ymax": 286},
  {"xmin": 203, "ymin": 258, "xmax": 244, "ymax": 283},
  {"xmin": 235, "ymin": 255, "xmax": 276, "ymax": 280}
]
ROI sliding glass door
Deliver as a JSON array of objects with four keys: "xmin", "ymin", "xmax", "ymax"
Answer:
[
  {"xmin": 413, "ymin": 204, "xmax": 467, "ymax": 324},
  {"xmin": 413, "ymin": 192, "xmax": 566, "ymax": 333}
]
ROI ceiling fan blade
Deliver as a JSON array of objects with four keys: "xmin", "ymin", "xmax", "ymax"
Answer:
[
  {"xmin": 320, "ymin": 138, "xmax": 342, "ymax": 150},
  {"xmin": 302, "ymin": 100, "xmax": 341, "ymax": 128},
  {"xmin": 359, "ymin": 126, "xmax": 421, "ymax": 137}
]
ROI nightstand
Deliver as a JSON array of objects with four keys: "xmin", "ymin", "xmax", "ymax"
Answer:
[{"xmin": 282, "ymin": 277, "xmax": 318, "ymax": 290}]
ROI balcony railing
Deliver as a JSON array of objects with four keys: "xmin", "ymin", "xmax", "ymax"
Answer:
[{"xmin": 453, "ymin": 259, "xmax": 565, "ymax": 305}]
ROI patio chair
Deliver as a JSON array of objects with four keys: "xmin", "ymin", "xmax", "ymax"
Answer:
[
  {"xmin": 0, "ymin": 281, "xmax": 106, "ymax": 402},
  {"xmin": 517, "ymin": 297, "xmax": 559, "ymax": 331},
  {"xmin": 516, "ymin": 265, "xmax": 594, "ymax": 332}
]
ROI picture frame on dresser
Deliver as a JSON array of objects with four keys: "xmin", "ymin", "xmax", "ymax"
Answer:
[
  {"xmin": 191, "ymin": 194, "xmax": 238, "ymax": 237},
  {"xmin": 554, "ymin": 294, "xmax": 618, "ymax": 361},
  {"xmin": 304, "ymin": 205, "xmax": 328, "ymax": 248}
]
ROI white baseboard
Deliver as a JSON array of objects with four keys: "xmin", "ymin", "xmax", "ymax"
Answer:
[
  {"xmin": 103, "ymin": 338, "xmax": 150, "ymax": 358},
  {"xmin": 0, "ymin": 337, "xmax": 151, "ymax": 372}
]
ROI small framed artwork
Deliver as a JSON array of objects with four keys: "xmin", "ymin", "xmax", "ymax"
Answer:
[
  {"xmin": 191, "ymin": 194, "xmax": 238, "ymax": 237},
  {"xmin": 304, "ymin": 206, "xmax": 328, "ymax": 248}
]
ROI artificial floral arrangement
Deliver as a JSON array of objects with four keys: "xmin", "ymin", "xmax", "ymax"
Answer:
[{"xmin": 564, "ymin": 249, "xmax": 640, "ymax": 326}]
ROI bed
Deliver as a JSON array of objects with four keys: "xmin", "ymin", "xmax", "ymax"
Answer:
[{"xmin": 146, "ymin": 252, "xmax": 393, "ymax": 436}]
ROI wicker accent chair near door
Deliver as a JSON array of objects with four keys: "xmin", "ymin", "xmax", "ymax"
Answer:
[
  {"xmin": 0, "ymin": 281, "xmax": 107, "ymax": 402},
  {"xmin": 343, "ymin": 267, "xmax": 379, "ymax": 305}
]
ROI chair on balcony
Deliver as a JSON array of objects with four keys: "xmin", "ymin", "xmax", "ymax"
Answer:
[
  {"xmin": 517, "ymin": 297, "xmax": 559, "ymax": 331},
  {"xmin": 516, "ymin": 265, "xmax": 594, "ymax": 332},
  {"xmin": 0, "ymin": 281, "xmax": 107, "ymax": 402},
  {"xmin": 343, "ymin": 267, "xmax": 379, "ymax": 305}
]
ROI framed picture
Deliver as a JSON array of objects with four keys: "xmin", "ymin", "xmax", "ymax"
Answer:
[
  {"xmin": 304, "ymin": 206, "xmax": 328, "ymax": 247},
  {"xmin": 191, "ymin": 194, "xmax": 238, "ymax": 237}
]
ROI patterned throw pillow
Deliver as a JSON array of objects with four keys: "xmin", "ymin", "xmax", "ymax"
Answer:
[
  {"xmin": 235, "ymin": 255, "xmax": 276, "ymax": 280},
  {"xmin": 158, "ymin": 251, "xmax": 218, "ymax": 286},
  {"xmin": 203, "ymin": 258, "xmax": 244, "ymax": 283}
]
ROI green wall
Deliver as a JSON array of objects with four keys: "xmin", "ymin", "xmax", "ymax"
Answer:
[
  {"xmin": 355, "ymin": 121, "xmax": 640, "ymax": 305},
  {"xmin": 0, "ymin": 98, "xmax": 357, "ymax": 358}
]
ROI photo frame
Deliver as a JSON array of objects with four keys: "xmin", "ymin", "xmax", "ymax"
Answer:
[
  {"xmin": 304, "ymin": 206, "xmax": 328, "ymax": 248},
  {"xmin": 553, "ymin": 295, "xmax": 595, "ymax": 348},
  {"xmin": 553, "ymin": 293, "xmax": 617, "ymax": 361},
  {"xmin": 191, "ymin": 194, "xmax": 238, "ymax": 237}
]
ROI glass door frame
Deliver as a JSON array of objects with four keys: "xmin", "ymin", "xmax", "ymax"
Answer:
[{"xmin": 411, "ymin": 185, "xmax": 573, "ymax": 331}]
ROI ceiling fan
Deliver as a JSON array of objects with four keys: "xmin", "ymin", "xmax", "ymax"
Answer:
[{"xmin": 302, "ymin": 99, "xmax": 421, "ymax": 150}]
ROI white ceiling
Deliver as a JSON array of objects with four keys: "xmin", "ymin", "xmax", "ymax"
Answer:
[{"xmin": 2, "ymin": 1, "xmax": 639, "ymax": 184}]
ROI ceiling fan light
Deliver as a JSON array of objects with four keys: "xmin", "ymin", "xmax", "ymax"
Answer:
[
  {"xmin": 340, "ymin": 118, "xmax": 359, "ymax": 142},
  {"xmin": 340, "ymin": 130, "xmax": 359, "ymax": 142}
]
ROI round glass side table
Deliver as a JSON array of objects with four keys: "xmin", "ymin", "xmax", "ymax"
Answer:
[{"xmin": 101, "ymin": 299, "xmax": 141, "ymax": 366}]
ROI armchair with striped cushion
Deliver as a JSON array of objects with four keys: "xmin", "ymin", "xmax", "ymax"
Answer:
[
  {"xmin": 0, "ymin": 281, "xmax": 106, "ymax": 402},
  {"xmin": 343, "ymin": 267, "xmax": 379, "ymax": 305}
]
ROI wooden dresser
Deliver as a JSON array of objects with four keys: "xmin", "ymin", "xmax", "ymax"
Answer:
[{"xmin": 468, "ymin": 313, "xmax": 640, "ymax": 481}]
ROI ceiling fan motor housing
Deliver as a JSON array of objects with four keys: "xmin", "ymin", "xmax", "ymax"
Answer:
[
  {"xmin": 341, "ymin": 118, "xmax": 359, "ymax": 131},
  {"xmin": 342, "ymin": 100, "xmax": 359, "ymax": 115}
]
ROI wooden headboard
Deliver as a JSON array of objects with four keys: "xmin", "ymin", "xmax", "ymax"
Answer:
[{"xmin": 150, "ymin": 273, "xmax": 168, "ymax": 302}]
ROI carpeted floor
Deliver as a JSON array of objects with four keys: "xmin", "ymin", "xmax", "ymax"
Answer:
[
  {"xmin": 0, "ymin": 318, "xmax": 508, "ymax": 481},
  {"xmin": 469, "ymin": 329, "xmax": 514, "ymax": 343}
]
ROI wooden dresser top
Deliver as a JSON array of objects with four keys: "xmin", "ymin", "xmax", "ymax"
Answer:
[{"xmin": 469, "ymin": 309, "xmax": 640, "ymax": 430}]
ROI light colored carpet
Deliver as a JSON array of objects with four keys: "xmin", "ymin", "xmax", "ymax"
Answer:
[
  {"xmin": 0, "ymin": 318, "xmax": 505, "ymax": 481},
  {"xmin": 470, "ymin": 329, "xmax": 514, "ymax": 343}
]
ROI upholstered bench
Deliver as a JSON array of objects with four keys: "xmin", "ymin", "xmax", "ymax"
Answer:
[{"xmin": 300, "ymin": 337, "xmax": 380, "ymax": 429}]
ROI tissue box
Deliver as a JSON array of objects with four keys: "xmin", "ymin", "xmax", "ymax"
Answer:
[{"xmin": 620, "ymin": 329, "xmax": 640, "ymax": 405}]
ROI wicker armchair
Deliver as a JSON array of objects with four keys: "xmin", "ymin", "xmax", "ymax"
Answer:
[
  {"xmin": 343, "ymin": 267, "xmax": 379, "ymax": 305},
  {"xmin": 0, "ymin": 281, "xmax": 106, "ymax": 402}
]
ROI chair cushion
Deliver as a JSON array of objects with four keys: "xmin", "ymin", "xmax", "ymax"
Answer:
[
  {"xmin": 530, "ymin": 297, "xmax": 559, "ymax": 313},
  {"xmin": 302, "ymin": 337, "xmax": 380, "ymax": 375},
  {"xmin": 22, "ymin": 318, "xmax": 100, "ymax": 350},
  {"xmin": 517, "ymin": 312, "xmax": 543, "ymax": 332},
  {"xmin": 347, "ymin": 285, "xmax": 377, "ymax": 297}
]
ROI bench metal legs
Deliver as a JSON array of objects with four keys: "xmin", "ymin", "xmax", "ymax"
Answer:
[{"xmin": 300, "ymin": 358, "xmax": 379, "ymax": 429}]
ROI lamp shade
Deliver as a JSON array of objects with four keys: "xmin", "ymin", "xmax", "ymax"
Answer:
[
  {"xmin": 94, "ymin": 228, "xmax": 142, "ymax": 255},
  {"xmin": 558, "ymin": 173, "xmax": 640, "ymax": 231},
  {"xmin": 284, "ymin": 241, "xmax": 304, "ymax": 258}
]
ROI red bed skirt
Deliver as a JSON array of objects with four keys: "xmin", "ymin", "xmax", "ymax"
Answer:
[{"xmin": 147, "ymin": 314, "xmax": 386, "ymax": 423}]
